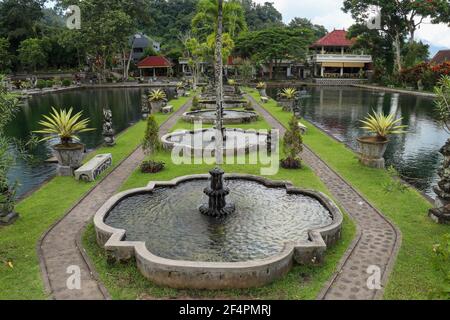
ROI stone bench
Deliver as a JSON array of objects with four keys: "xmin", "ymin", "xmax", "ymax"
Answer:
[
  {"xmin": 162, "ymin": 105, "xmax": 173, "ymax": 114},
  {"xmin": 75, "ymin": 153, "xmax": 112, "ymax": 182},
  {"xmin": 298, "ymin": 122, "xmax": 307, "ymax": 135},
  {"xmin": 261, "ymin": 96, "xmax": 269, "ymax": 103}
]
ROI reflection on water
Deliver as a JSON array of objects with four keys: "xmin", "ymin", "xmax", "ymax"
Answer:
[
  {"xmin": 105, "ymin": 179, "xmax": 333, "ymax": 262},
  {"xmin": 6, "ymin": 88, "xmax": 174, "ymax": 198},
  {"xmin": 268, "ymin": 86, "xmax": 447, "ymax": 197}
]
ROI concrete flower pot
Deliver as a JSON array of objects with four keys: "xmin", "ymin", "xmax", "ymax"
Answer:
[
  {"xmin": 177, "ymin": 88, "xmax": 185, "ymax": 97},
  {"xmin": 0, "ymin": 200, "xmax": 18, "ymax": 226},
  {"xmin": 258, "ymin": 89, "xmax": 267, "ymax": 97},
  {"xmin": 150, "ymin": 100, "xmax": 164, "ymax": 113},
  {"xmin": 278, "ymin": 99, "xmax": 295, "ymax": 111},
  {"xmin": 53, "ymin": 143, "xmax": 85, "ymax": 176},
  {"xmin": 357, "ymin": 136, "xmax": 389, "ymax": 169}
]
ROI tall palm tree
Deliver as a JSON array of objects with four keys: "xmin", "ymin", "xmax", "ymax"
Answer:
[
  {"xmin": 214, "ymin": 0, "xmax": 224, "ymax": 165},
  {"xmin": 192, "ymin": 0, "xmax": 247, "ymax": 41}
]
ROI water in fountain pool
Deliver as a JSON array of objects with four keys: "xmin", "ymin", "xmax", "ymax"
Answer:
[{"xmin": 104, "ymin": 179, "xmax": 333, "ymax": 262}]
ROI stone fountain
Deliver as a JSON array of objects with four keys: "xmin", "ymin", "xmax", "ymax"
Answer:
[
  {"xmin": 199, "ymin": 167, "xmax": 235, "ymax": 218},
  {"xmin": 92, "ymin": 0, "xmax": 343, "ymax": 290}
]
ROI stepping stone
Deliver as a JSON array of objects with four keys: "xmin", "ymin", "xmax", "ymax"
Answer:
[{"xmin": 261, "ymin": 97, "xmax": 269, "ymax": 103}]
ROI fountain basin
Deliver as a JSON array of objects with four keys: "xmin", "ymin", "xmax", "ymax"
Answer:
[
  {"xmin": 161, "ymin": 128, "xmax": 268, "ymax": 155},
  {"xmin": 94, "ymin": 174, "xmax": 343, "ymax": 289},
  {"xmin": 182, "ymin": 109, "xmax": 258, "ymax": 124}
]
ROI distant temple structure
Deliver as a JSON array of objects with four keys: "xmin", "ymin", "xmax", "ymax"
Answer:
[
  {"xmin": 137, "ymin": 56, "xmax": 173, "ymax": 78},
  {"xmin": 431, "ymin": 50, "xmax": 450, "ymax": 65},
  {"xmin": 308, "ymin": 29, "xmax": 372, "ymax": 84}
]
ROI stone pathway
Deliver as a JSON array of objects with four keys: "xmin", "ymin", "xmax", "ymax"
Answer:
[
  {"xmin": 248, "ymin": 94, "xmax": 401, "ymax": 300},
  {"xmin": 38, "ymin": 100, "xmax": 192, "ymax": 300}
]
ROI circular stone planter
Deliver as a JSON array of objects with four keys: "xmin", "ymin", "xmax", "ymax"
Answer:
[
  {"xmin": 161, "ymin": 128, "xmax": 268, "ymax": 156},
  {"xmin": 94, "ymin": 174, "xmax": 343, "ymax": 290},
  {"xmin": 357, "ymin": 136, "xmax": 389, "ymax": 169},
  {"xmin": 182, "ymin": 109, "xmax": 259, "ymax": 124}
]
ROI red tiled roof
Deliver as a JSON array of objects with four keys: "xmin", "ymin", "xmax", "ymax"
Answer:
[
  {"xmin": 311, "ymin": 29, "xmax": 355, "ymax": 48},
  {"xmin": 431, "ymin": 50, "xmax": 450, "ymax": 65},
  {"xmin": 137, "ymin": 56, "xmax": 172, "ymax": 68}
]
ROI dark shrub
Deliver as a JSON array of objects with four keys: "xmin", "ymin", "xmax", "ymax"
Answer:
[
  {"xmin": 36, "ymin": 79, "xmax": 46, "ymax": 90},
  {"xmin": 140, "ymin": 160, "xmax": 165, "ymax": 173}
]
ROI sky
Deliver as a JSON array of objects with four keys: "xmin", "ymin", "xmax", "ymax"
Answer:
[{"xmin": 253, "ymin": 0, "xmax": 450, "ymax": 56}]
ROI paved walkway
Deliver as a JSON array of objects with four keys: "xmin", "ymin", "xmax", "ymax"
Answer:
[
  {"xmin": 38, "ymin": 100, "xmax": 192, "ymax": 300},
  {"xmin": 248, "ymin": 95, "xmax": 401, "ymax": 300}
]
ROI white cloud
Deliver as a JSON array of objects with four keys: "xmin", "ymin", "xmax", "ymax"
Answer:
[{"xmin": 253, "ymin": 0, "xmax": 450, "ymax": 50}]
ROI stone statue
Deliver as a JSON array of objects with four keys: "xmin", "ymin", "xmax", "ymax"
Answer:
[
  {"xmin": 141, "ymin": 94, "xmax": 150, "ymax": 120},
  {"xmin": 102, "ymin": 108, "xmax": 116, "ymax": 147},
  {"xmin": 429, "ymin": 138, "xmax": 450, "ymax": 223}
]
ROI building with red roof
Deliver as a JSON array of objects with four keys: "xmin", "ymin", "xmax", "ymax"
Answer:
[
  {"xmin": 137, "ymin": 56, "xmax": 173, "ymax": 78},
  {"xmin": 308, "ymin": 29, "xmax": 372, "ymax": 82},
  {"xmin": 431, "ymin": 50, "xmax": 450, "ymax": 65}
]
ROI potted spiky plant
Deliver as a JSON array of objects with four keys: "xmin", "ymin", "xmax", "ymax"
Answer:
[
  {"xmin": 278, "ymin": 88, "xmax": 298, "ymax": 111},
  {"xmin": 148, "ymin": 89, "xmax": 167, "ymax": 113},
  {"xmin": 256, "ymin": 82, "xmax": 267, "ymax": 97},
  {"xmin": 358, "ymin": 111, "xmax": 407, "ymax": 168},
  {"xmin": 176, "ymin": 82, "xmax": 186, "ymax": 97},
  {"xmin": 228, "ymin": 79, "xmax": 240, "ymax": 94},
  {"xmin": 34, "ymin": 107, "xmax": 95, "ymax": 176}
]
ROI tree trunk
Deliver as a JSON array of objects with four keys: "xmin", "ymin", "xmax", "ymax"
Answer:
[
  {"xmin": 215, "ymin": 0, "xmax": 224, "ymax": 165},
  {"xmin": 269, "ymin": 60, "xmax": 273, "ymax": 80},
  {"xmin": 393, "ymin": 32, "xmax": 402, "ymax": 73}
]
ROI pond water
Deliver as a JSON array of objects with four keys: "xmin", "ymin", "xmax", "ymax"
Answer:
[
  {"xmin": 268, "ymin": 86, "xmax": 447, "ymax": 198},
  {"xmin": 6, "ymin": 88, "xmax": 173, "ymax": 198},
  {"xmin": 105, "ymin": 179, "xmax": 333, "ymax": 262}
]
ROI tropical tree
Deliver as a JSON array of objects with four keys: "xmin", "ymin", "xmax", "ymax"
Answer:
[
  {"xmin": 241, "ymin": 0, "xmax": 284, "ymax": 30},
  {"xmin": 185, "ymin": 37, "xmax": 206, "ymax": 90},
  {"xmin": 17, "ymin": 38, "xmax": 47, "ymax": 71},
  {"xmin": 0, "ymin": 0, "xmax": 44, "ymax": 54},
  {"xmin": 235, "ymin": 27, "xmax": 315, "ymax": 79},
  {"xmin": 0, "ymin": 75, "xmax": 22, "ymax": 224},
  {"xmin": 0, "ymin": 38, "xmax": 13, "ymax": 73},
  {"xmin": 347, "ymin": 24, "xmax": 395, "ymax": 80},
  {"xmin": 288, "ymin": 17, "xmax": 328, "ymax": 40},
  {"xmin": 342, "ymin": 0, "xmax": 450, "ymax": 72},
  {"xmin": 192, "ymin": 0, "xmax": 247, "ymax": 41}
]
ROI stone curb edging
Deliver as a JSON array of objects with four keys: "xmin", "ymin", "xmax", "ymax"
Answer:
[
  {"xmin": 307, "ymin": 141, "xmax": 402, "ymax": 300},
  {"xmin": 352, "ymin": 84, "xmax": 436, "ymax": 98},
  {"xmin": 93, "ymin": 174, "xmax": 343, "ymax": 290},
  {"xmin": 37, "ymin": 96, "xmax": 194, "ymax": 300},
  {"xmin": 246, "ymin": 92, "xmax": 403, "ymax": 300},
  {"xmin": 36, "ymin": 142, "xmax": 142, "ymax": 299},
  {"xmin": 182, "ymin": 109, "xmax": 259, "ymax": 124}
]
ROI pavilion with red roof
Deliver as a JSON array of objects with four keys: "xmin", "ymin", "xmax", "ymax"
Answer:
[
  {"xmin": 137, "ymin": 56, "xmax": 173, "ymax": 78},
  {"xmin": 308, "ymin": 29, "xmax": 372, "ymax": 80}
]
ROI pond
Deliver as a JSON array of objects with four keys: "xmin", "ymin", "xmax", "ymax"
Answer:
[
  {"xmin": 268, "ymin": 86, "xmax": 447, "ymax": 198},
  {"xmin": 6, "ymin": 87, "xmax": 173, "ymax": 198}
]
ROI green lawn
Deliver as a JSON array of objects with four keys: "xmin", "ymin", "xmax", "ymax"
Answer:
[
  {"xmin": 0, "ymin": 94, "xmax": 191, "ymax": 300},
  {"xmin": 247, "ymin": 88, "xmax": 449, "ymax": 300},
  {"xmin": 83, "ymin": 107, "xmax": 356, "ymax": 300}
]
